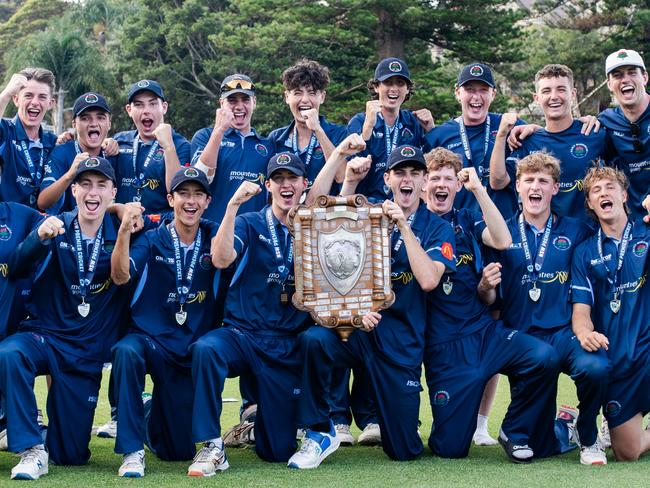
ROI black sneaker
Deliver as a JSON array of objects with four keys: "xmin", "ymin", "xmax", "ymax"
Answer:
[{"xmin": 498, "ymin": 429, "xmax": 533, "ymax": 463}]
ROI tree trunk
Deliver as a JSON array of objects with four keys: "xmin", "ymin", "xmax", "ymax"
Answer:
[
  {"xmin": 55, "ymin": 87, "xmax": 67, "ymax": 135},
  {"xmin": 375, "ymin": 7, "xmax": 405, "ymax": 59}
]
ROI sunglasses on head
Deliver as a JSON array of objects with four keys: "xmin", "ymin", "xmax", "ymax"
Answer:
[
  {"xmin": 630, "ymin": 123, "xmax": 645, "ymax": 153},
  {"xmin": 221, "ymin": 79, "xmax": 255, "ymax": 93}
]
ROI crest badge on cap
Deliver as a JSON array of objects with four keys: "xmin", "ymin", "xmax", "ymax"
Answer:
[
  {"xmin": 617, "ymin": 50, "xmax": 629, "ymax": 59},
  {"xmin": 85, "ymin": 158, "xmax": 100, "ymax": 168},
  {"xmin": 84, "ymin": 93, "xmax": 99, "ymax": 103},
  {"xmin": 400, "ymin": 146, "xmax": 416, "ymax": 157},
  {"xmin": 276, "ymin": 154, "xmax": 292, "ymax": 165},
  {"xmin": 389, "ymin": 61, "xmax": 402, "ymax": 72},
  {"xmin": 137, "ymin": 80, "xmax": 150, "ymax": 88},
  {"xmin": 184, "ymin": 167, "xmax": 200, "ymax": 178},
  {"xmin": 470, "ymin": 65, "xmax": 484, "ymax": 77}
]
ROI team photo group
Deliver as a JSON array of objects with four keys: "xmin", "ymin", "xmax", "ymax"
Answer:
[{"xmin": 0, "ymin": 45, "xmax": 648, "ymax": 481}]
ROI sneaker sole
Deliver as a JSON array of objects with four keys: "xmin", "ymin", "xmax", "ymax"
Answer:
[
  {"xmin": 11, "ymin": 470, "xmax": 47, "ymax": 480},
  {"xmin": 120, "ymin": 472, "xmax": 144, "ymax": 478},
  {"xmin": 188, "ymin": 461, "xmax": 230, "ymax": 477},
  {"xmin": 580, "ymin": 459, "xmax": 606, "ymax": 466},
  {"xmin": 288, "ymin": 438, "xmax": 341, "ymax": 469},
  {"xmin": 498, "ymin": 437, "xmax": 533, "ymax": 464}
]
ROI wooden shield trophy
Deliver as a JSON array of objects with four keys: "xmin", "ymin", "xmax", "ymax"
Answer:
[{"xmin": 288, "ymin": 194, "xmax": 395, "ymax": 340}]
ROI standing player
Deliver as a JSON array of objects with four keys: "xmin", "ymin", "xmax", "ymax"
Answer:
[
  {"xmin": 0, "ymin": 68, "xmax": 57, "ymax": 207},
  {"xmin": 110, "ymin": 167, "xmax": 218, "ymax": 477},
  {"xmin": 186, "ymin": 153, "xmax": 309, "ymax": 476},
  {"xmin": 268, "ymin": 59, "xmax": 347, "ymax": 189},
  {"xmin": 38, "ymin": 92, "xmax": 115, "ymax": 214},
  {"xmin": 491, "ymin": 152, "xmax": 610, "ymax": 464},
  {"xmin": 113, "ymin": 80, "xmax": 190, "ymax": 214},
  {"xmin": 190, "ymin": 74, "xmax": 271, "ymax": 223},
  {"xmin": 423, "ymin": 147, "xmax": 559, "ymax": 463},
  {"xmin": 490, "ymin": 64, "xmax": 606, "ymax": 223},
  {"xmin": 0, "ymin": 157, "xmax": 137, "ymax": 479},
  {"xmin": 599, "ymin": 49, "xmax": 650, "ymax": 220},
  {"xmin": 347, "ymin": 57, "xmax": 434, "ymax": 199},
  {"xmin": 571, "ymin": 166, "xmax": 650, "ymax": 461},
  {"xmin": 291, "ymin": 139, "xmax": 455, "ymax": 467}
]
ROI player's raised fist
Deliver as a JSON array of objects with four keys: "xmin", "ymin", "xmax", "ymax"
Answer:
[
  {"xmin": 230, "ymin": 181, "xmax": 261, "ymax": 207},
  {"xmin": 37, "ymin": 216, "xmax": 65, "ymax": 241}
]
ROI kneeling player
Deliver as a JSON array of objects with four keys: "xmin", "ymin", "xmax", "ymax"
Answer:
[
  {"xmin": 424, "ymin": 148, "xmax": 559, "ymax": 462},
  {"xmin": 571, "ymin": 166, "xmax": 650, "ymax": 461},
  {"xmin": 110, "ymin": 167, "xmax": 218, "ymax": 477}
]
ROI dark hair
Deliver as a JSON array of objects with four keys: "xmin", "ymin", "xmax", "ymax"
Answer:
[{"xmin": 282, "ymin": 59, "xmax": 330, "ymax": 92}]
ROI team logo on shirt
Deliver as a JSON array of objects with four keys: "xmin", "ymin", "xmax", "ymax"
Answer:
[
  {"xmin": 402, "ymin": 127, "xmax": 413, "ymax": 139},
  {"xmin": 539, "ymin": 271, "xmax": 569, "ymax": 284},
  {"xmin": 255, "ymin": 143, "xmax": 269, "ymax": 156},
  {"xmin": 633, "ymin": 241, "xmax": 648, "ymax": 257},
  {"xmin": 456, "ymin": 253, "xmax": 474, "ymax": 266},
  {"xmin": 605, "ymin": 400, "xmax": 622, "ymax": 417},
  {"xmin": 433, "ymin": 390, "xmax": 450, "ymax": 407},
  {"xmin": 553, "ymin": 236, "xmax": 572, "ymax": 250},
  {"xmin": 441, "ymin": 242, "xmax": 454, "ymax": 261},
  {"xmin": 90, "ymin": 278, "xmax": 112, "ymax": 294},
  {"xmin": 137, "ymin": 80, "xmax": 150, "ymax": 88},
  {"xmin": 188, "ymin": 290, "xmax": 207, "ymax": 304},
  {"xmin": 469, "ymin": 65, "xmax": 484, "ymax": 77},
  {"xmin": 184, "ymin": 167, "xmax": 200, "ymax": 178},
  {"xmin": 570, "ymin": 143, "xmax": 588, "ymax": 158},
  {"xmin": 391, "ymin": 271, "xmax": 414, "ymax": 284},
  {"xmin": 141, "ymin": 178, "xmax": 160, "ymax": 190},
  {"xmin": 200, "ymin": 253, "xmax": 212, "ymax": 270},
  {"xmin": 153, "ymin": 148, "xmax": 165, "ymax": 160},
  {"xmin": 84, "ymin": 93, "xmax": 99, "ymax": 103},
  {"xmin": 0, "ymin": 263, "xmax": 8, "ymax": 278},
  {"xmin": 313, "ymin": 146, "xmax": 324, "ymax": 159},
  {"xmin": 0, "ymin": 224, "xmax": 11, "ymax": 241},
  {"xmin": 389, "ymin": 61, "xmax": 402, "ymax": 72}
]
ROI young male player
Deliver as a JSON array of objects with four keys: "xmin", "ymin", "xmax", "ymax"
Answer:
[
  {"xmin": 190, "ymin": 74, "xmax": 272, "ymax": 223},
  {"xmin": 571, "ymin": 166, "xmax": 650, "ymax": 462},
  {"xmin": 347, "ymin": 57, "xmax": 433, "ymax": 199},
  {"xmin": 423, "ymin": 147, "xmax": 559, "ymax": 463},
  {"xmin": 289, "ymin": 139, "xmax": 455, "ymax": 468},
  {"xmin": 110, "ymin": 167, "xmax": 219, "ymax": 477},
  {"xmin": 490, "ymin": 64, "xmax": 606, "ymax": 223},
  {"xmin": 39, "ymin": 92, "xmax": 116, "ymax": 214},
  {"xmin": 186, "ymin": 152, "xmax": 309, "ymax": 476},
  {"xmin": 268, "ymin": 59, "xmax": 347, "ymax": 188},
  {"xmin": 491, "ymin": 152, "xmax": 610, "ymax": 465},
  {"xmin": 0, "ymin": 157, "xmax": 138, "ymax": 479},
  {"xmin": 599, "ymin": 49, "xmax": 650, "ymax": 220},
  {"xmin": 0, "ymin": 68, "xmax": 57, "ymax": 207},
  {"xmin": 113, "ymin": 80, "xmax": 190, "ymax": 213}
]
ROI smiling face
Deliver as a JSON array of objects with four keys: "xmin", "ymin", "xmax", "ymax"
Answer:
[
  {"xmin": 74, "ymin": 109, "xmax": 111, "ymax": 154},
  {"xmin": 455, "ymin": 80, "xmax": 495, "ymax": 125},
  {"xmin": 425, "ymin": 164, "xmax": 462, "ymax": 216},
  {"xmin": 72, "ymin": 172, "xmax": 116, "ymax": 225},
  {"xmin": 265, "ymin": 169, "xmax": 307, "ymax": 216},
  {"xmin": 221, "ymin": 93, "xmax": 256, "ymax": 133},
  {"xmin": 374, "ymin": 76, "xmax": 409, "ymax": 112},
  {"xmin": 534, "ymin": 76, "xmax": 575, "ymax": 123},
  {"xmin": 384, "ymin": 164, "xmax": 426, "ymax": 214},
  {"xmin": 167, "ymin": 181, "xmax": 210, "ymax": 229},
  {"xmin": 285, "ymin": 84, "xmax": 325, "ymax": 125},
  {"xmin": 125, "ymin": 92, "xmax": 168, "ymax": 141},
  {"xmin": 607, "ymin": 66, "xmax": 649, "ymax": 110},
  {"xmin": 516, "ymin": 170, "xmax": 558, "ymax": 221},
  {"xmin": 13, "ymin": 79, "xmax": 54, "ymax": 133},
  {"xmin": 586, "ymin": 176, "xmax": 628, "ymax": 224}
]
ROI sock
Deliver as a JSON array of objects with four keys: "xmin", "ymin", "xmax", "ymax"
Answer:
[
  {"xmin": 476, "ymin": 414, "xmax": 489, "ymax": 432},
  {"xmin": 206, "ymin": 437, "xmax": 223, "ymax": 448}
]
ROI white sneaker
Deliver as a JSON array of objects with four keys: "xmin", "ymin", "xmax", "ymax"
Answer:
[
  {"xmin": 296, "ymin": 428, "xmax": 306, "ymax": 440},
  {"xmin": 473, "ymin": 429, "xmax": 498, "ymax": 446},
  {"xmin": 96, "ymin": 419, "xmax": 117, "ymax": 438},
  {"xmin": 357, "ymin": 423, "xmax": 381, "ymax": 446},
  {"xmin": 187, "ymin": 442, "xmax": 229, "ymax": 477},
  {"xmin": 599, "ymin": 417, "xmax": 611, "ymax": 449},
  {"xmin": 10, "ymin": 446, "xmax": 48, "ymax": 480},
  {"xmin": 580, "ymin": 439, "xmax": 607, "ymax": 465},
  {"xmin": 334, "ymin": 424, "xmax": 355, "ymax": 446},
  {"xmin": 118, "ymin": 450, "xmax": 145, "ymax": 478},
  {"xmin": 287, "ymin": 425, "xmax": 340, "ymax": 469},
  {"xmin": 0, "ymin": 429, "xmax": 7, "ymax": 451}
]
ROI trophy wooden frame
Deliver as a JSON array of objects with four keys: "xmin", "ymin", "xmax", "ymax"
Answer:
[{"xmin": 287, "ymin": 194, "xmax": 395, "ymax": 340}]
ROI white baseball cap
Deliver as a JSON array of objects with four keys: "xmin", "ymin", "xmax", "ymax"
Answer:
[{"xmin": 605, "ymin": 49, "xmax": 646, "ymax": 75}]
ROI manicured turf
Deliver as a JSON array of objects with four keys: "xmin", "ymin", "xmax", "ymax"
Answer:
[{"xmin": 0, "ymin": 373, "xmax": 646, "ymax": 487}]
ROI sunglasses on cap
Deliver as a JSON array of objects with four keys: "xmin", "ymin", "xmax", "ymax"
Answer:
[
  {"xmin": 221, "ymin": 79, "xmax": 255, "ymax": 93},
  {"xmin": 630, "ymin": 122, "xmax": 645, "ymax": 154}
]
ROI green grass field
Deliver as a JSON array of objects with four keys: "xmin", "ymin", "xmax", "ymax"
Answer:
[{"xmin": 0, "ymin": 373, "xmax": 647, "ymax": 487}]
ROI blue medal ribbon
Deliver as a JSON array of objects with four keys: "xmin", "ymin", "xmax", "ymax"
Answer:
[
  {"xmin": 292, "ymin": 125, "xmax": 318, "ymax": 167},
  {"xmin": 73, "ymin": 219, "xmax": 103, "ymax": 301},
  {"xmin": 457, "ymin": 116, "xmax": 491, "ymax": 182},
  {"xmin": 391, "ymin": 210, "xmax": 416, "ymax": 254},
  {"xmin": 132, "ymin": 135, "xmax": 160, "ymax": 201},
  {"xmin": 597, "ymin": 221, "xmax": 632, "ymax": 302},
  {"xmin": 20, "ymin": 140, "xmax": 44, "ymax": 203},
  {"xmin": 265, "ymin": 207, "xmax": 293, "ymax": 285},
  {"xmin": 383, "ymin": 114, "xmax": 401, "ymax": 160},
  {"xmin": 169, "ymin": 224, "xmax": 202, "ymax": 310},
  {"xmin": 518, "ymin": 213, "xmax": 553, "ymax": 284}
]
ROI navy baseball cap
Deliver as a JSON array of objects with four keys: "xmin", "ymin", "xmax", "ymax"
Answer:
[
  {"xmin": 220, "ymin": 74, "xmax": 255, "ymax": 99},
  {"xmin": 387, "ymin": 145, "xmax": 426, "ymax": 171},
  {"xmin": 170, "ymin": 166, "xmax": 211, "ymax": 195},
  {"xmin": 73, "ymin": 92, "xmax": 111, "ymax": 118},
  {"xmin": 127, "ymin": 79, "xmax": 165, "ymax": 103},
  {"xmin": 266, "ymin": 152, "xmax": 306, "ymax": 178},
  {"xmin": 374, "ymin": 57, "xmax": 411, "ymax": 82},
  {"xmin": 74, "ymin": 157, "xmax": 116, "ymax": 183},
  {"xmin": 457, "ymin": 63, "xmax": 495, "ymax": 88}
]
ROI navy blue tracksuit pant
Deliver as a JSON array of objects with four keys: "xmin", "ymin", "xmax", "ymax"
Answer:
[
  {"xmin": 191, "ymin": 327, "xmax": 301, "ymax": 462},
  {"xmin": 298, "ymin": 326, "xmax": 423, "ymax": 461},
  {"xmin": 112, "ymin": 333, "xmax": 195, "ymax": 461},
  {"xmin": 0, "ymin": 332, "xmax": 102, "ymax": 465},
  {"xmin": 425, "ymin": 322, "xmax": 559, "ymax": 458}
]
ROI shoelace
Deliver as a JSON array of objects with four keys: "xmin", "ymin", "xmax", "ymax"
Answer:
[
  {"xmin": 194, "ymin": 444, "xmax": 221, "ymax": 463},
  {"xmin": 582, "ymin": 442, "xmax": 604, "ymax": 453},
  {"xmin": 298, "ymin": 437, "xmax": 321, "ymax": 455},
  {"xmin": 122, "ymin": 452, "xmax": 143, "ymax": 466},
  {"xmin": 18, "ymin": 448, "xmax": 44, "ymax": 463}
]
